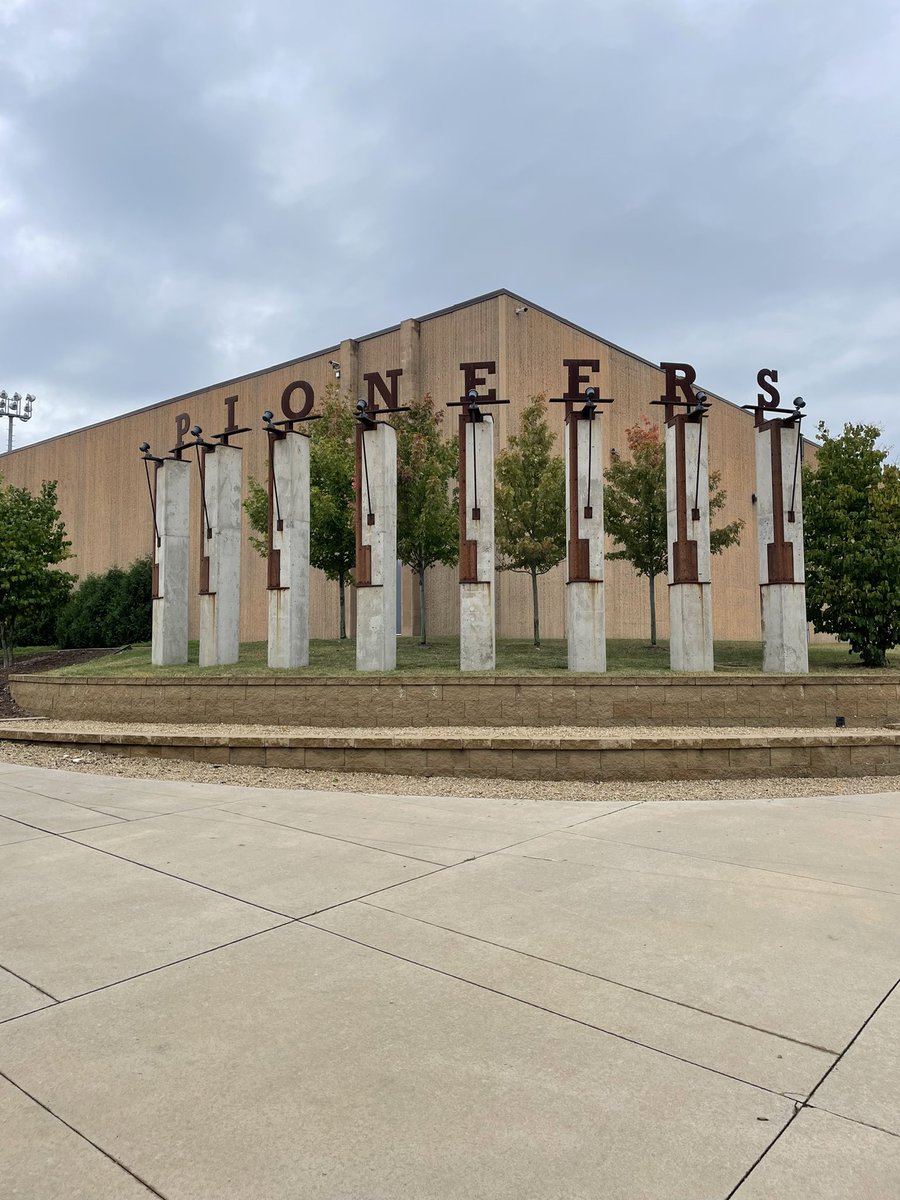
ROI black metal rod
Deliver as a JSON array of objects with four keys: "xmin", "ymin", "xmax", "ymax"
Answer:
[
  {"xmin": 585, "ymin": 417, "xmax": 593, "ymax": 514},
  {"xmin": 693, "ymin": 415, "xmax": 704, "ymax": 516},
  {"xmin": 788, "ymin": 420, "xmax": 803, "ymax": 521},
  {"xmin": 470, "ymin": 422, "xmax": 479, "ymax": 517},
  {"xmin": 143, "ymin": 460, "xmax": 162, "ymax": 549},
  {"xmin": 271, "ymin": 465, "xmax": 283, "ymax": 528},
  {"xmin": 195, "ymin": 450, "xmax": 213, "ymax": 541},
  {"xmin": 360, "ymin": 428, "xmax": 374, "ymax": 521}
]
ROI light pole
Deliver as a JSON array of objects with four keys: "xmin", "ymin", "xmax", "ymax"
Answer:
[{"xmin": 0, "ymin": 391, "xmax": 35, "ymax": 453}]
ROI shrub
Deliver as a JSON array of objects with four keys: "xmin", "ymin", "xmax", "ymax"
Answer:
[{"xmin": 56, "ymin": 557, "xmax": 152, "ymax": 648}]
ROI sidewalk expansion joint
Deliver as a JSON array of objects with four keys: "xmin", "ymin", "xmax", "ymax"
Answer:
[
  {"xmin": 356, "ymin": 900, "xmax": 840, "ymax": 1056},
  {"xmin": 299, "ymin": 918, "xmax": 795, "ymax": 1101},
  {"xmin": 0, "ymin": 1068, "xmax": 171, "ymax": 1198}
]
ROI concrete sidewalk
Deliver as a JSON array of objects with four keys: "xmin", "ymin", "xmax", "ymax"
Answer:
[{"xmin": 0, "ymin": 764, "xmax": 897, "ymax": 1198}]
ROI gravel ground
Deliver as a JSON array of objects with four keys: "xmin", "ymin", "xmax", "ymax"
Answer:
[
  {"xmin": 0, "ymin": 719, "xmax": 892, "ymax": 742},
  {"xmin": 0, "ymin": 738, "xmax": 897, "ymax": 803}
]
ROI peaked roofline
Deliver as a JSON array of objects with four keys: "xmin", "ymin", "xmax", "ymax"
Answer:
[{"xmin": 3, "ymin": 287, "xmax": 791, "ymax": 457}]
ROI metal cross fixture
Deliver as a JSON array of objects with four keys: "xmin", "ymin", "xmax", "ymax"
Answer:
[
  {"xmin": 138, "ymin": 439, "xmax": 186, "ymax": 597},
  {"xmin": 549, "ymin": 361, "xmax": 615, "ymax": 583},
  {"xmin": 262, "ymin": 407, "xmax": 321, "ymax": 591},
  {"xmin": 354, "ymin": 396, "xmax": 409, "ymax": 526},
  {"xmin": 447, "ymin": 388, "xmax": 510, "ymax": 522},
  {"xmin": 741, "ymin": 384, "xmax": 806, "ymax": 525}
]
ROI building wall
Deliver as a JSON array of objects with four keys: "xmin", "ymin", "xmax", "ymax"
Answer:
[{"xmin": 1, "ymin": 290, "xmax": 796, "ymax": 643}]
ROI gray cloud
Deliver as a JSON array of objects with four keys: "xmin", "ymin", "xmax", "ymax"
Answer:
[{"xmin": 1, "ymin": 0, "xmax": 897, "ymax": 454}]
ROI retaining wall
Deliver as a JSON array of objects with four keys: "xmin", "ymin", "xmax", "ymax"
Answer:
[{"xmin": 10, "ymin": 673, "xmax": 900, "ymax": 728}]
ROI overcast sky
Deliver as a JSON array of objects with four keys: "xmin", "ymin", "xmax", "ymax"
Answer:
[{"xmin": 1, "ymin": 0, "xmax": 897, "ymax": 455}]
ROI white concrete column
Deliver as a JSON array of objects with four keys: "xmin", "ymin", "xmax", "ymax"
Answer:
[
  {"xmin": 756, "ymin": 420, "xmax": 808, "ymax": 673},
  {"xmin": 566, "ymin": 413, "xmax": 606, "ymax": 672},
  {"xmin": 460, "ymin": 415, "xmax": 495, "ymax": 671},
  {"xmin": 268, "ymin": 433, "xmax": 310, "ymax": 669},
  {"xmin": 666, "ymin": 416, "xmax": 714, "ymax": 672},
  {"xmin": 356, "ymin": 422, "xmax": 397, "ymax": 671},
  {"xmin": 151, "ymin": 458, "xmax": 190, "ymax": 666},
  {"xmin": 199, "ymin": 444, "xmax": 242, "ymax": 667}
]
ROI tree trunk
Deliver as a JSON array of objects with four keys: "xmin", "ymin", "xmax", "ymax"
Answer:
[
  {"xmin": 338, "ymin": 570, "xmax": 346, "ymax": 640},
  {"xmin": 0, "ymin": 627, "xmax": 11, "ymax": 669},
  {"xmin": 648, "ymin": 572, "xmax": 657, "ymax": 646},
  {"xmin": 531, "ymin": 567, "xmax": 540, "ymax": 648},
  {"xmin": 418, "ymin": 566, "xmax": 427, "ymax": 646}
]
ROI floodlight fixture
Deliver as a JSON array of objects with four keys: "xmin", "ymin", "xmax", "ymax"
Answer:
[{"xmin": 0, "ymin": 389, "xmax": 35, "ymax": 452}]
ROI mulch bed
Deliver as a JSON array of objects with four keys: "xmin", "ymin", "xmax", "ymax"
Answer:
[{"xmin": 0, "ymin": 648, "xmax": 119, "ymax": 718}]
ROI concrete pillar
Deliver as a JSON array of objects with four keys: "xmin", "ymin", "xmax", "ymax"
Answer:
[
  {"xmin": 756, "ymin": 419, "xmax": 808, "ymax": 673},
  {"xmin": 151, "ymin": 458, "xmax": 190, "ymax": 666},
  {"xmin": 566, "ymin": 411, "xmax": 606, "ymax": 672},
  {"xmin": 355, "ymin": 421, "xmax": 397, "ymax": 671},
  {"xmin": 267, "ymin": 432, "xmax": 310, "ymax": 669},
  {"xmin": 198, "ymin": 443, "xmax": 242, "ymax": 667},
  {"xmin": 459, "ymin": 414, "xmax": 495, "ymax": 671},
  {"xmin": 666, "ymin": 414, "xmax": 714, "ymax": 671}
]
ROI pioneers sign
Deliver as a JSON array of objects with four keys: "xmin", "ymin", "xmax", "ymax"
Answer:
[{"xmin": 147, "ymin": 355, "xmax": 808, "ymax": 676}]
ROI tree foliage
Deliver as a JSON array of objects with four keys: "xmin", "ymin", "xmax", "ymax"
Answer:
[
  {"xmin": 56, "ymin": 558, "xmax": 152, "ymax": 649},
  {"xmin": 604, "ymin": 420, "xmax": 744, "ymax": 644},
  {"xmin": 397, "ymin": 393, "xmax": 458, "ymax": 644},
  {"xmin": 242, "ymin": 477, "xmax": 268, "ymax": 559},
  {"xmin": 803, "ymin": 422, "xmax": 900, "ymax": 667},
  {"xmin": 243, "ymin": 384, "xmax": 357, "ymax": 638},
  {"xmin": 495, "ymin": 395, "xmax": 566, "ymax": 646},
  {"xmin": 0, "ymin": 477, "xmax": 74, "ymax": 666}
]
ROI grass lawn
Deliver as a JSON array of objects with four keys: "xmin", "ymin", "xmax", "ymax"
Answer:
[{"xmin": 44, "ymin": 636, "xmax": 900, "ymax": 679}]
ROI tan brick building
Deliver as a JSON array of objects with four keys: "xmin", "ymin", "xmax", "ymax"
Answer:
[{"xmin": 1, "ymin": 289, "xmax": 791, "ymax": 644}]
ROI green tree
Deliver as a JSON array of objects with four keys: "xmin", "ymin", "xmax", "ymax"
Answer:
[
  {"xmin": 495, "ymin": 395, "xmax": 566, "ymax": 647},
  {"xmin": 803, "ymin": 422, "xmax": 900, "ymax": 667},
  {"xmin": 604, "ymin": 420, "xmax": 744, "ymax": 645},
  {"xmin": 242, "ymin": 477, "xmax": 268, "ymax": 559},
  {"xmin": 243, "ymin": 384, "xmax": 356, "ymax": 638},
  {"xmin": 397, "ymin": 393, "xmax": 458, "ymax": 645},
  {"xmin": 0, "ymin": 477, "xmax": 75, "ymax": 666}
]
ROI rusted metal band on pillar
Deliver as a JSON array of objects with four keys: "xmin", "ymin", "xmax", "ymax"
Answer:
[
  {"xmin": 459, "ymin": 412, "xmax": 479, "ymax": 584},
  {"xmin": 671, "ymin": 413, "xmax": 699, "ymax": 585},
  {"xmin": 354, "ymin": 424, "xmax": 373, "ymax": 588},
  {"xmin": 567, "ymin": 409, "xmax": 591, "ymax": 582},
  {"xmin": 766, "ymin": 421, "xmax": 795, "ymax": 584},
  {"xmin": 266, "ymin": 432, "xmax": 284, "ymax": 591}
]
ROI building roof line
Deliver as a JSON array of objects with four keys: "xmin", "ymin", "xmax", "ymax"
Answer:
[{"xmin": 2, "ymin": 287, "xmax": 801, "ymax": 457}]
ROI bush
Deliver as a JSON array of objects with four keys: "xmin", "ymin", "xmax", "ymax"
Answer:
[
  {"xmin": 56, "ymin": 557, "xmax": 152, "ymax": 648},
  {"xmin": 14, "ymin": 600, "xmax": 69, "ymax": 649}
]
